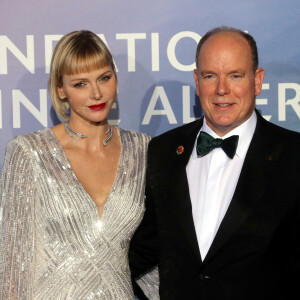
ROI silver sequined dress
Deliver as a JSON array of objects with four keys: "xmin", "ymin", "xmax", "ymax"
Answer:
[{"xmin": 0, "ymin": 127, "xmax": 150, "ymax": 300}]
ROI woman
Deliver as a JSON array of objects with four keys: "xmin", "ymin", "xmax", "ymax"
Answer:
[{"xmin": 0, "ymin": 30, "xmax": 151, "ymax": 299}]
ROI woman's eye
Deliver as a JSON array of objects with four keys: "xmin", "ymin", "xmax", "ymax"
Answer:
[
  {"xmin": 74, "ymin": 82, "xmax": 85, "ymax": 88},
  {"xmin": 100, "ymin": 75, "xmax": 111, "ymax": 82}
]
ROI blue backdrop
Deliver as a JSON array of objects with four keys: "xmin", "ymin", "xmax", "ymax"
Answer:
[{"xmin": 1, "ymin": 0, "xmax": 300, "ymax": 170}]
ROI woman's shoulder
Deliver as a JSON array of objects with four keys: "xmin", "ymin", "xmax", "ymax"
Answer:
[
  {"xmin": 6, "ymin": 128, "xmax": 53, "ymax": 152},
  {"xmin": 2, "ymin": 128, "xmax": 53, "ymax": 170}
]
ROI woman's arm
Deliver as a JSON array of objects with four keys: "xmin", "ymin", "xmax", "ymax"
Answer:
[{"xmin": 0, "ymin": 138, "xmax": 36, "ymax": 299}]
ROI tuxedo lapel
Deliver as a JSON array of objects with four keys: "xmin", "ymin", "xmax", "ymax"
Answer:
[
  {"xmin": 168, "ymin": 118, "xmax": 203, "ymax": 262},
  {"xmin": 204, "ymin": 112, "xmax": 282, "ymax": 263}
]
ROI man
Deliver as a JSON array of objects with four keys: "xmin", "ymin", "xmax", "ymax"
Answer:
[{"xmin": 130, "ymin": 27, "xmax": 300, "ymax": 299}]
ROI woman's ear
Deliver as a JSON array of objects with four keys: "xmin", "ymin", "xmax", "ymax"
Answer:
[{"xmin": 57, "ymin": 86, "xmax": 66, "ymax": 100}]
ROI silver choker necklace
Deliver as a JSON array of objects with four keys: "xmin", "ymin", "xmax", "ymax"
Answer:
[
  {"xmin": 64, "ymin": 121, "xmax": 113, "ymax": 146},
  {"xmin": 64, "ymin": 121, "xmax": 87, "ymax": 141},
  {"xmin": 103, "ymin": 125, "xmax": 113, "ymax": 146}
]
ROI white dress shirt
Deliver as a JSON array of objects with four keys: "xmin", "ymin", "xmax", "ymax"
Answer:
[{"xmin": 186, "ymin": 112, "xmax": 257, "ymax": 259}]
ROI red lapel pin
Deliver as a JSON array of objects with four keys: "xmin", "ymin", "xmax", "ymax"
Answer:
[{"xmin": 176, "ymin": 146, "xmax": 184, "ymax": 155}]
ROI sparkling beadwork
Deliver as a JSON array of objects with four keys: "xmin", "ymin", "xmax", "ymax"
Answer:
[{"xmin": 0, "ymin": 127, "xmax": 150, "ymax": 299}]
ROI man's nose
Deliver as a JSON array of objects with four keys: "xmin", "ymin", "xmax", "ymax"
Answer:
[{"xmin": 216, "ymin": 77, "xmax": 229, "ymax": 95}]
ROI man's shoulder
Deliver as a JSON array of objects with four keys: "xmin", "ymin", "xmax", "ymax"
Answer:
[
  {"xmin": 150, "ymin": 118, "xmax": 202, "ymax": 146},
  {"xmin": 257, "ymin": 114, "xmax": 300, "ymax": 142},
  {"xmin": 256, "ymin": 114, "xmax": 300, "ymax": 161},
  {"xmin": 271, "ymin": 123, "xmax": 300, "ymax": 149}
]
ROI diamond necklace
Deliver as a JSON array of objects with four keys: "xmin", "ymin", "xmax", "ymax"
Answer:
[
  {"xmin": 64, "ymin": 121, "xmax": 87, "ymax": 141},
  {"xmin": 103, "ymin": 125, "xmax": 113, "ymax": 146},
  {"xmin": 64, "ymin": 121, "xmax": 113, "ymax": 146}
]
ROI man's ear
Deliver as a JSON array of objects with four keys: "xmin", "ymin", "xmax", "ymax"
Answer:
[
  {"xmin": 194, "ymin": 69, "xmax": 200, "ymax": 97},
  {"xmin": 254, "ymin": 68, "xmax": 264, "ymax": 96}
]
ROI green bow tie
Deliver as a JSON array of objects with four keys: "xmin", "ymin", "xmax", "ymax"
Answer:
[{"xmin": 196, "ymin": 131, "xmax": 239, "ymax": 159}]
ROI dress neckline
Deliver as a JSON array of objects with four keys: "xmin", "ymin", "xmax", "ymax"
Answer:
[{"xmin": 46, "ymin": 126, "xmax": 123, "ymax": 223}]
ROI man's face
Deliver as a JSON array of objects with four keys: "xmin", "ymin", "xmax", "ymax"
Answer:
[{"xmin": 194, "ymin": 32, "xmax": 264, "ymax": 136}]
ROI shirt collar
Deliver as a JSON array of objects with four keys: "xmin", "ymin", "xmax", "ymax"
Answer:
[{"xmin": 201, "ymin": 111, "xmax": 257, "ymax": 159}]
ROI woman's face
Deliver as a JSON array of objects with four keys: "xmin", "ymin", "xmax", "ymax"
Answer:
[{"xmin": 58, "ymin": 65, "xmax": 117, "ymax": 125}]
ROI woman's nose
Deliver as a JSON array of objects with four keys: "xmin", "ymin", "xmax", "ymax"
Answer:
[{"xmin": 91, "ymin": 83, "xmax": 102, "ymax": 100}]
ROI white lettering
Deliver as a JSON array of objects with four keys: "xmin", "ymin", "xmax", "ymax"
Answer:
[
  {"xmin": 256, "ymin": 83, "xmax": 271, "ymax": 121},
  {"xmin": 142, "ymin": 86, "xmax": 177, "ymax": 124},
  {"xmin": 167, "ymin": 31, "xmax": 200, "ymax": 71},
  {"xmin": 45, "ymin": 35, "xmax": 63, "ymax": 74},
  {"xmin": 97, "ymin": 34, "xmax": 108, "ymax": 44},
  {"xmin": 256, "ymin": 83, "xmax": 269, "ymax": 105},
  {"xmin": 13, "ymin": 89, "xmax": 48, "ymax": 128},
  {"xmin": 278, "ymin": 83, "xmax": 300, "ymax": 121},
  {"xmin": 97, "ymin": 34, "xmax": 118, "ymax": 72},
  {"xmin": 116, "ymin": 33, "xmax": 146, "ymax": 72},
  {"xmin": 151, "ymin": 33, "xmax": 160, "ymax": 71},
  {"xmin": 0, "ymin": 35, "xmax": 34, "ymax": 74},
  {"xmin": 182, "ymin": 85, "xmax": 197, "ymax": 123}
]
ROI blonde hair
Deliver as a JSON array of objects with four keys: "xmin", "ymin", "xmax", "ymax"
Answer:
[{"xmin": 48, "ymin": 30, "xmax": 116, "ymax": 119}]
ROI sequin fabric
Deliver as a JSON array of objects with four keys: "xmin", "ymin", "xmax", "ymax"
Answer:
[
  {"xmin": 0, "ymin": 127, "xmax": 150, "ymax": 300},
  {"xmin": 136, "ymin": 266, "xmax": 160, "ymax": 300}
]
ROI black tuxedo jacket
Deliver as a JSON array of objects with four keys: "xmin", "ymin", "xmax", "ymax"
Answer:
[{"xmin": 130, "ymin": 111, "xmax": 300, "ymax": 299}]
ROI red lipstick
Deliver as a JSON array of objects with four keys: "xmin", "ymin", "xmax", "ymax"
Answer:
[{"xmin": 88, "ymin": 103, "xmax": 106, "ymax": 110}]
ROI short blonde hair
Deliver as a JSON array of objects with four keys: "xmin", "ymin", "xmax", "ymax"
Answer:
[{"xmin": 48, "ymin": 30, "xmax": 116, "ymax": 119}]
